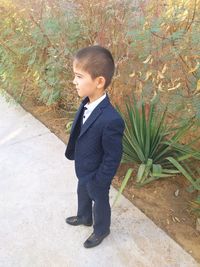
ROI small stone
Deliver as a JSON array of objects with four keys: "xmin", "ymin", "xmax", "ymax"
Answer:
[
  {"xmin": 174, "ymin": 189, "xmax": 179, "ymax": 197},
  {"xmin": 196, "ymin": 218, "xmax": 200, "ymax": 232}
]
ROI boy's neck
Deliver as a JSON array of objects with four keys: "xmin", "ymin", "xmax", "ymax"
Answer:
[{"xmin": 88, "ymin": 91, "xmax": 106, "ymax": 104}]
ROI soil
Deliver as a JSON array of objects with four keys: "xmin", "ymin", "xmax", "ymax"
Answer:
[{"xmin": 5, "ymin": 90, "xmax": 200, "ymax": 263}]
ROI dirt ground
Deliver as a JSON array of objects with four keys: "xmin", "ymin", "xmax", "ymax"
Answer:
[{"xmin": 6, "ymin": 90, "xmax": 200, "ymax": 263}]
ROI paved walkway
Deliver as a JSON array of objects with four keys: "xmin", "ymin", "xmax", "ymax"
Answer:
[{"xmin": 0, "ymin": 91, "xmax": 199, "ymax": 267}]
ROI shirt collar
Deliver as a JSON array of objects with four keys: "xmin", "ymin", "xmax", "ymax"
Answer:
[{"xmin": 84, "ymin": 93, "xmax": 106, "ymax": 112}]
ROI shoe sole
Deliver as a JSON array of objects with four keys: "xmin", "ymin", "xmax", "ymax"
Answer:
[{"xmin": 65, "ymin": 219, "xmax": 92, "ymax": 227}]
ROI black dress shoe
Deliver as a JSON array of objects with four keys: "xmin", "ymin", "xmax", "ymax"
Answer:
[
  {"xmin": 83, "ymin": 231, "xmax": 110, "ymax": 248},
  {"xmin": 65, "ymin": 216, "xmax": 92, "ymax": 226}
]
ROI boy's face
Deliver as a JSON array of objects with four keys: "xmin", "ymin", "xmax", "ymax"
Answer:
[{"xmin": 72, "ymin": 60, "xmax": 105, "ymax": 101}]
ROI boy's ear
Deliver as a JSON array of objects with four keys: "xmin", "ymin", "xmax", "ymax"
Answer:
[{"xmin": 96, "ymin": 76, "xmax": 106, "ymax": 89}]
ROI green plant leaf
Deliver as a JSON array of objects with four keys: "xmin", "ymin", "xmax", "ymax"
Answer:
[
  {"xmin": 166, "ymin": 156, "xmax": 200, "ymax": 190},
  {"xmin": 112, "ymin": 168, "xmax": 134, "ymax": 207}
]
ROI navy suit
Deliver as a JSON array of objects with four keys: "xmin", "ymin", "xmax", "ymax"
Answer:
[{"xmin": 65, "ymin": 93, "xmax": 125, "ymax": 235}]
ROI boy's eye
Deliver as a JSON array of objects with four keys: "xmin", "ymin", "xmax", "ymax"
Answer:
[{"xmin": 75, "ymin": 75, "xmax": 82, "ymax": 79}]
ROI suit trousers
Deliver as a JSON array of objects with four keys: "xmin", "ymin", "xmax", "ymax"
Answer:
[{"xmin": 77, "ymin": 179, "xmax": 111, "ymax": 236}]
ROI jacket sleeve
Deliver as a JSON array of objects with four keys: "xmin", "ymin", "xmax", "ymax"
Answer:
[{"xmin": 94, "ymin": 118, "xmax": 125, "ymax": 186}]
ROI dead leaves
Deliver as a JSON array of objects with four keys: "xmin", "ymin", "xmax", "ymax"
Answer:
[{"xmin": 143, "ymin": 54, "xmax": 153, "ymax": 64}]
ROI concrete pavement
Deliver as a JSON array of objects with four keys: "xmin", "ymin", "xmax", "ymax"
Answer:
[{"xmin": 0, "ymin": 91, "xmax": 199, "ymax": 267}]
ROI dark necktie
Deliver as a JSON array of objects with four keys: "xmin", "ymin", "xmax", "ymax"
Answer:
[{"xmin": 82, "ymin": 107, "xmax": 87, "ymax": 125}]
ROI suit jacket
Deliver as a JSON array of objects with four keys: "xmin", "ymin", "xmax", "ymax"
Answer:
[{"xmin": 65, "ymin": 93, "xmax": 125, "ymax": 186}]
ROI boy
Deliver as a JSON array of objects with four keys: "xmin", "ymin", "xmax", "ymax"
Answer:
[{"xmin": 65, "ymin": 45, "xmax": 125, "ymax": 248}]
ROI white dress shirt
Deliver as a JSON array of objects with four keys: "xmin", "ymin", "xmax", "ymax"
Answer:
[{"xmin": 82, "ymin": 93, "xmax": 106, "ymax": 124}]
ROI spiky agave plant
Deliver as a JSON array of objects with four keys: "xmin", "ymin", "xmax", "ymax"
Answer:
[{"xmin": 113, "ymin": 93, "xmax": 200, "ymax": 206}]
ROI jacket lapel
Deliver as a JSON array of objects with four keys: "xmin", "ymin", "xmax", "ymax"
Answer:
[
  {"xmin": 70, "ymin": 94, "xmax": 110, "ymax": 138},
  {"xmin": 79, "ymin": 107, "xmax": 102, "ymax": 138},
  {"xmin": 79, "ymin": 94, "xmax": 110, "ymax": 138}
]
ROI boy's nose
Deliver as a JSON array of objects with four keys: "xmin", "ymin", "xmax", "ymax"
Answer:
[{"xmin": 73, "ymin": 77, "xmax": 77, "ymax": 85}]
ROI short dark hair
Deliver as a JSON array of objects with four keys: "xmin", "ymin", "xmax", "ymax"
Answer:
[{"xmin": 73, "ymin": 45, "xmax": 115, "ymax": 89}]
